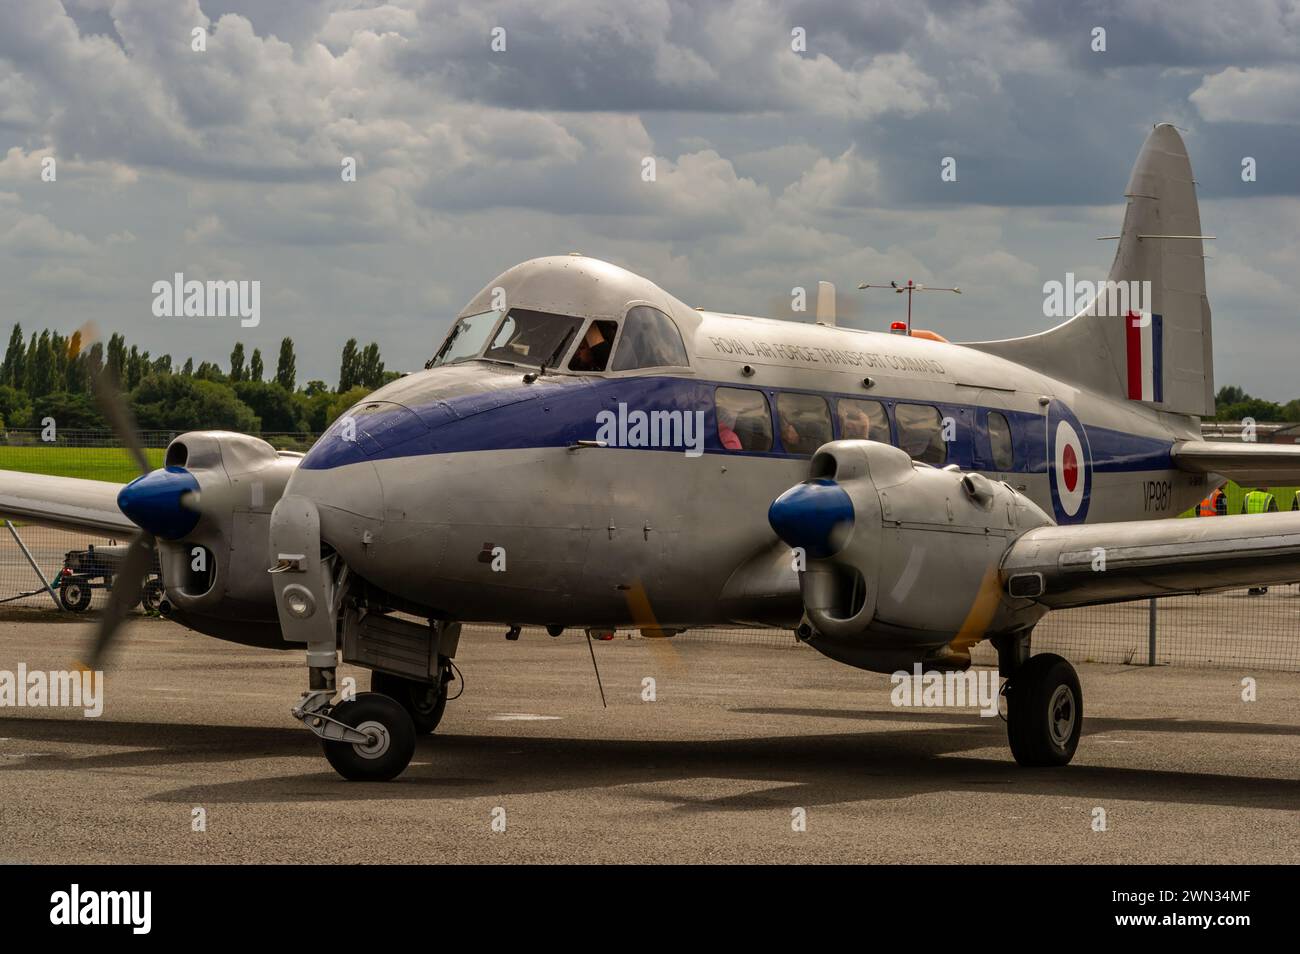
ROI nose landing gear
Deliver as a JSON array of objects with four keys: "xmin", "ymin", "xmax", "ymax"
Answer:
[
  {"xmin": 292, "ymin": 681, "xmax": 417, "ymax": 782},
  {"xmin": 317, "ymin": 692, "xmax": 416, "ymax": 781}
]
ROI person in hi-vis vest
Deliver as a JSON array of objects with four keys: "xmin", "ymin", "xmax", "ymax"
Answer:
[
  {"xmin": 1197, "ymin": 488, "xmax": 1227, "ymax": 516},
  {"xmin": 1243, "ymin": 490, "xmax": 1278, "ymax": 594}
]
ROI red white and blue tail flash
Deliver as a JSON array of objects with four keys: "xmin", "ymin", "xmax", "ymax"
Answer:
[{"xmin": 1125, "ymin": 311, "xmax": 1163, "ymax": 402}]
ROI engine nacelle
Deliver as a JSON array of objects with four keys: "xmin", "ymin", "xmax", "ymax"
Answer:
[
  {"xmin": 154, "ymin": 432, "xmax": 301, "ymax": 646},
  {"xmin": 768, "ymin": 440, "xmax": 1053, "ymax": 673}
]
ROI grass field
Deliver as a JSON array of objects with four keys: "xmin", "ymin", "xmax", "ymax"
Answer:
[{"xmin": 0, "ymin": 446, "xmax": 165, "ymax": 484}]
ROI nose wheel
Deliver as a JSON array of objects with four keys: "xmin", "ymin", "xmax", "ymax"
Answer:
[
  {"xmin": 1004, "ymin": 652, "xmax": 1082, "ymax": 767},
  {"xmin": 312, "ymin": 692, "xmax": 416, "ymax": 781}
]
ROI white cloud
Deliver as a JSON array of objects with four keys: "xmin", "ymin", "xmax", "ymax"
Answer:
[{"xmin": 1191, "ymin": 66, "xmax": 1300, "ymax": 125}]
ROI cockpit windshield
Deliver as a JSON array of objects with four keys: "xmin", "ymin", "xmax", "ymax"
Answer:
[
  {"xmin": 428, "ymin": 310, "xmax": 501, "ymax": 367},
  {"xmin": 483, "ymin": 309, "xmax": 584, "ymax": 369}
]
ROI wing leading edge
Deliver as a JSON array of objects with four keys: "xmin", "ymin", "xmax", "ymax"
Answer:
[
  {"xmin": 0, "ymin": 470, "xmax": 135, "ymax": 536},
  {"xmin": 1172, "ymin": 440, "xmax": 1300, "ymax": 486},
  {"xmin": 1001, "ymin": 510, "xmax": 1300, "ymax": 609}
]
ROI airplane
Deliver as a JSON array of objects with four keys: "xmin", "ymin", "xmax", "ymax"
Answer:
[{"xmin": 5, "ymin": 122, "xmax": 1300, "ymax": 781}]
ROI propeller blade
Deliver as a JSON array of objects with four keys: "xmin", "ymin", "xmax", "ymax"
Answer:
[
  {"xmin": 90, "ymin": 365, "xmax": 151, "ymax": 477},
  {"xmin": 85, "ymin": 530, "xmax": 156, "ymax": 669}
]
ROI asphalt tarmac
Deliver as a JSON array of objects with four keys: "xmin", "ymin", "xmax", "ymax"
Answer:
[{"xmin": 0, "ymin": 612, "xmax": 1295, "ymax": 864}]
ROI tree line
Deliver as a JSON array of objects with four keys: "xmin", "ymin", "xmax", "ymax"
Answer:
[
  {"xmin": 0, "ymin": 325, "xmax": 1283, "ymax": 434},
  {"xmin": 1213, "ymin": 385, "xmax": 1300, "ymax": 424},
  {"xmin": 0, "ymin": 324, "xmax": 400, "ymax": 434}
]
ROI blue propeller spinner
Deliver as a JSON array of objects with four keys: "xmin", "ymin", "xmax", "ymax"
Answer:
[
  {"xmin": 767, "ymin": 479, "xmax": 855, "ymax": 560},
  {"xmin": 116, "ymin": 466, "xmax": 201, "ymax": 540}
]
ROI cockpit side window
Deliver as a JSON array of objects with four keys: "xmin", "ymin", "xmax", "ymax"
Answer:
[
  {"xmin": 482, "ymin": 308, "xmax": 584, "ymax": 369},
  {"xmin": 611, "ymin": 306, "xmax": 690, "ymax": 372},
  {"xmin": 429, "ymin": 310, "xmax": 501, "ymax": 367},
  {"xmin": 568, "ymin": 320, "xmax": 619, "ymax": 373}
]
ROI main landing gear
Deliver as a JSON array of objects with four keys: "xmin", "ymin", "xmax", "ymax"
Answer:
[
  {"xmin": 372, "ymin": 664, "xmax": 454, "ymax": 735},
  {"xmin": 994, "ymin": 633, "xmax": 1083, "ymax": 767}
]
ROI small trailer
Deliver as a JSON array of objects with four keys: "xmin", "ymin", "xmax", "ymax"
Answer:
[{"xmin": 56, "ymin": 543, "xmax": 164, "ymax": 613}]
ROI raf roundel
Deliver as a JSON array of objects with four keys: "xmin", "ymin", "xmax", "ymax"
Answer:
[{"xmin": 1047, "ymin": 400, "xmax": 1092, "ymax": 524}]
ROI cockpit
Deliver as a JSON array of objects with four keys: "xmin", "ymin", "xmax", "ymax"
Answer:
[{"xmin": 428, "ymin": 303, "xmax": 691, "ymax": 375}]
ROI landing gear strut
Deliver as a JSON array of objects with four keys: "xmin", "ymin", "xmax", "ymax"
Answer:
[{"xmin": 995, "ymin": 634, "xmax": 1082, "ymax": 767}]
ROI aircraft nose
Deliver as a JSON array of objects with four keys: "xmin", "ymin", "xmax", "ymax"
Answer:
[
  {"xmin": 768, "ymin": 479, "xmax": 855, "ymax": 559},
  {"xmin": 117, "ymin": 466, "xmax": 201, "ymax": 540}
]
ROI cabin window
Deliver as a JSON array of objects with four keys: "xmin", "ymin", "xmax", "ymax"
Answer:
[
  {"xmin": 715, "ymin": 387, "xmax": 772, "ymax": 452},
  {"xmin": 612, "ymin": 306, "xmax": 690, "ymax": 371},
  {"xmin": 776, "ymin": 392, "xmax": 832, "ymax": 456},
  {"xmin": 483, "ymin": 308, "xmax": 584, "ymax": 369},
  {"xmin": 896, "ymin": 402, "xmax": 947, "ymax": 465},
  {"xmin": 837, "ymin": 398, "xmax": 889, "ymax": 442},
  {"xmin": 987, "ymin": 410, "xmax": 1014, "ymax": 471},
  {"xmin": 568, "ymin": 320, "xmax": 619, "ymax": 372},
  {"xmin": 429, "ymin": 309, "xmax": 501, "ymax": 367}
]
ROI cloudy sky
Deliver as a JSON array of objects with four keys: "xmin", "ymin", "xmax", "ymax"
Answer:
[{"xmin": 1, "ymin": 0, "xmax": 1298, "ymax": 396}]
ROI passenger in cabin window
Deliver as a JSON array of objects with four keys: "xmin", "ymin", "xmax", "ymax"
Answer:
[
  {"xmin": 776, "ymin": 392, "xmax": 832, "ymax": 456},
  {"xmin": 715, "ymin": 387, "xmax": 773, "ymax": 452},
  {"xmin": 781, "ymin": 418, "xmax": 804, "ymax": 451},
  {"xmin": 717, "ymin": 404, "xmax": 743, "ymax": 450},
  {"xmin": 841, "ymin": 404, "xmax": 873, "ymax": 439},
  {"xmin": 838, "ymin": 398, "xmax": 889, "ymax": 442}
]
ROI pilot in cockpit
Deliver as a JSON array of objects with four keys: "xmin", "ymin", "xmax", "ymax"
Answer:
[{"xmin": 569, "ymin": 322, "xmax": 614, "ymax": 372}]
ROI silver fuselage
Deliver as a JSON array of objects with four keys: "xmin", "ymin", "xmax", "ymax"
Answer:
[{"xmin": 285, "ymin": 310, "xmax": 1207, "ymax": 632}]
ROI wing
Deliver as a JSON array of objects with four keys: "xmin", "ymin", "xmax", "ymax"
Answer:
[
  {"xmin": 1001, "ymin": 511, "xmax": 1300, "ymax": 609},
  {"xmin": 0, "ymin": 470, "xmax": 135, "ymax": 536},
  {"xmin": 1172, "ymin": 439, "xmax": 1300, "ymax": 485}
]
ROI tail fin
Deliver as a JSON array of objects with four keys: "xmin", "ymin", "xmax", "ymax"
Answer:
[{"xmin": 969, "ymin": 123, "xmax": 1214, "ymax": 417}]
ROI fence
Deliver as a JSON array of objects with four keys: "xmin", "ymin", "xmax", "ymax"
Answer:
[{"xmin": 1, "ymin": 432, "xmax": 1297, "ymax": 671}]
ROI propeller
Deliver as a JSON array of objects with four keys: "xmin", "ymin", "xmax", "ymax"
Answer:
[
  {"xmin": 84, "ymin": 528, "xmax": 155, "ymax": 668},
  {"xmin": 84, "ymin": 363, "xmax": 156, "ymax": 668}
]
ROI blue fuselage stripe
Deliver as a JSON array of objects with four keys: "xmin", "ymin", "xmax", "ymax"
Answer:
[{"xmin": 299, "ymin": 374, "xmax": 1174, "ymax": 473}]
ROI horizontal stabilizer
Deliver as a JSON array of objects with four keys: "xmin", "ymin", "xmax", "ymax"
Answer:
[
  {"xmin": 1001, "ymin": 511, "xmax": 1300, "ymax": 609},
  {"xmin": 1172, "ymin": 440, "xmax": 1300, "ymax": 486},
  {"xmin": 0, "ymin": 470, "xmax": 134, "ymax": 536}
]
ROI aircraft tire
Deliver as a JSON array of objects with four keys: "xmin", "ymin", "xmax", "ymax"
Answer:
[
  {"xmin": 371, "ymin": 669, "xmax": 448, "ymax": 735},
  {"xmin": 321, "ymin": 692, "xmax": 416, "ymax": 782},
  {"xmin": 1006, "ymin": 653, "xmax": 1082, "ymax": 767}
]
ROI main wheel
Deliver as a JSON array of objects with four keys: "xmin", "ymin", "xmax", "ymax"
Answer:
[
  {"xmin": 59, "ymin": 579, "xmax": 93, "ymax": 612},
  {"xmin": 1005, "ymin": 652, "xmax": 1082, "ymax": 767},
  {"xmin": 371, "ymin": 669, "xmax": 448, "ymax": 735},
  {"xmin": 321, "ymin": 692, "xmax": 416, "ymax": 781}
]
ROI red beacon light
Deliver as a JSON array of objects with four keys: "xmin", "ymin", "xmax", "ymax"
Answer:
[{"xmin": 889, "ymin": 321, "xmax": 908, "ymax": 335}]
